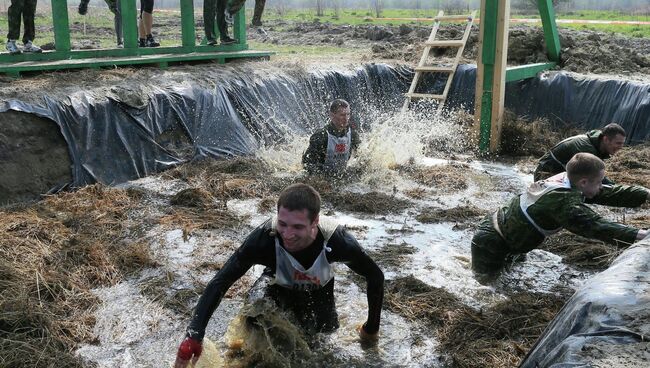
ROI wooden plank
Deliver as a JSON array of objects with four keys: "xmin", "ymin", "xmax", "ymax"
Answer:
[
  {"xmin": 424, "ymin": 40, "xmax": 465, "ymax": 47},
  {"xmin": 489, "ymin": 0, "xmax": 511, "ymax": 153},
  {"xmin": 435, "ymin": 15, "xmax": 475, "ymax": 22},
  {"xmin": 51, "ymin": 0, "xmax": 71, "ymax": 52},
  {"xmin": 180, "ymin": 0, "xmax": 196, "ymax": 47},
  {"xmin": 506, "ymin": 62, "xmax": 556, "ymax": 82},
  {"xmin": 474, "ymin": 1, "xmax": 486, "ymax": 141},
  {"xmin": 414, "ymin": 66, "xmax": 455, "ymax": 72},
  {"xmin": 538, "ymin": 0, "xmax": 562, "ymax": 62},
  {"xmin": 405, "ymin": 93, "xmax": 445, "ymax": 99}
]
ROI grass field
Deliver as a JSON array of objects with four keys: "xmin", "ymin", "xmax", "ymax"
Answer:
[{"xmin": 0, "ymin": 7, "xmax": 646, "ymax": 49}]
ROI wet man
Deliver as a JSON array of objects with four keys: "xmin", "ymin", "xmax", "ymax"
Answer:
[
  {"xmin": 472, "ymin": 153, "xmax": 650, "ymax": 281},
  {"xmin": 6, "ymin": 0, "xmax": 42, "ymax": 54},
  {"xmin": 174, "ymin": 184, "xmax": 384, "ymax": 367},
  {"xmin": 302, "ymin": 99, "xmax": 361, "ymax": 175},
  {"xmin": 534, "ymin": 123, "xmax": 626, "ymax": 182},
  {"xmin": 79, "ymin": 0, "xmax": 123, "ymax": 48}
]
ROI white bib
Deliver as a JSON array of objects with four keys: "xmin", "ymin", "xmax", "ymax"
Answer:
[
  {"xmin": 324, "ymin": 129, "xmax": 352, "ymax": 171},
  {"xmin": 519, "ymin": 172, "xmax": 572, "ymax": 237}
]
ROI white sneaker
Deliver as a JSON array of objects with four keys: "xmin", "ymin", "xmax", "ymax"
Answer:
[
  {"xmin": 23, "ymin": 41, "xmax": 42, "ymax": 53},
  {"xmin": 225, "ymin": 11, "xmax": 234, "ymax": 25},
  {"xmin": 6, "ymin": 40, "xmax": 21, "ymax": 54}
]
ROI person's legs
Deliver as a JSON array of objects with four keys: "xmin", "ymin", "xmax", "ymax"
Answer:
[
  {"xmin": 471, "ymin": 216, "xmax": 510, "ymax": 283},
  {"xmin": 7, "ymin": 0, "xmax": 24, "ymax": 52},
  {"xmin": 106, "ymin": 0, "xmax": 123, "ymax": 46},
  {"xmin": 227, "ymin": 0, "xmax": 247, "ymax": 15},
  {"xmin": 203, "ymin": 0, "xmax": 217, "ymax": 43},
  {"xmin": 216, "ymin": 0, "xmax": 234, "ymax": 43},
  {"xmin": 251, "ymin": 0, "xmax": 266, "ymax": 26},
  {"xmin": 21, "ymin": 0, "xmax": 36, "ymax": 44}
]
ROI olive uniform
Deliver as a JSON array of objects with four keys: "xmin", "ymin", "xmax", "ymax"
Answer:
[
  {"xmin": 534, "ymin": 130, "xmax": 613, "ymax": 182},
  {"xmin": 302, "ymin": 124, "xmax": 361, "ymax": 175},
  {"xmin": 227, "ymin": 0, "xmax": 266, "ymax": 26},
  {"xmin": 471, "ymin": 172, "xmax": 648, "ymax": 276}
]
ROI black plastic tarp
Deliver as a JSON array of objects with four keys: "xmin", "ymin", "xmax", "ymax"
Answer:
[
  {"xmin": 0, "ymin": 63, "xmax": 648, "ymax": 188},
  {"xmin": 520, "ymin": 240, "xmax": 650, "ymax": 367}
]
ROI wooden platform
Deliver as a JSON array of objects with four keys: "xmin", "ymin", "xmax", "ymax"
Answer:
[{"xmin": 0, "ymin": 49, "xmax": 273, "ymax": 76}]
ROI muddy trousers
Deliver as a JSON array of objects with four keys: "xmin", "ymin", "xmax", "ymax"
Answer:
[
  {"xmin": 204, "ymin": 0, "xmax": 229, "ymax": 42},
  {"xmin": 227, "ymin": 0, "xmax": 266, "ymax": 26},
  {"xmin": 7, "ymin": 0, "xmax": 37, "ymax": 43},
  {"xmin": 471, "ymin": 216, "xmax": 511, "ymax": 280},
  {"xmin": 105, "ymin": 0, "xmax": 123, "ymax": 45},
  {"xmin": 250, "ymin": 275, "xmax": 339, "ymax": 335}
]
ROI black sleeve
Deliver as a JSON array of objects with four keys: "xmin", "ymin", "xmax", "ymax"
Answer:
[
  {"xmin": 330, "ymin": 227, "xmax": 384, "ymax": 334},
  {"xmin": 302, "ymin": 130, "xmax": 327, "ymax": 173},
  {"xmin": 351, "ymin": 129, "xmax": 361, "ymax": 154},
  {"xmin": 186, "ymin": 221, "xmax": 273, "ymax": 340}
]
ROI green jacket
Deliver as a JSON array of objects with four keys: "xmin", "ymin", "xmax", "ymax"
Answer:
[
  {"xmin": 302, "ymin": 124, "xmax": 360, "ymax": 174},
  {"xmin": 495, "ymin": 174, "xmax": 647, "ymax": 254},
  {"xmin": 534, "ymin": 130, "xmax": 611, "ymax": 181}
]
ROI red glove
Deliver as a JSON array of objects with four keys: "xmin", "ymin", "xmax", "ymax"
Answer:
[{"xmin": 175, "ymin": 337, "xmax": 202, "ymax": 367}]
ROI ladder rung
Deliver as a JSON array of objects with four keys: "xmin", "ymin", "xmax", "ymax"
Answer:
[
  {"xmin": 435, "ymin": 15, "xmax": 474, "ymax": 22},
  {"xmin": 425, "ymin": 40, "xmax": 465, "ymax": 47},
  {"xmin": 406, "ymin": 93, "xmax": 445, "ymax": 100},
  {"xmin": 414, "ymin": 66, "xmax": 455, "ymax": 73}
]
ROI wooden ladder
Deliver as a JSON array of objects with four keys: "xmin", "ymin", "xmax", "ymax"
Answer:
[{"xmin": 402, "ymin": 10, "xmax": 477, "ymax": 114}]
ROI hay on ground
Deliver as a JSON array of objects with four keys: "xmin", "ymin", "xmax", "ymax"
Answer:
[
  {"xmin": 396, "ymin": 162, "xmax": 469, "ymax": 191},
  {"xmin": 323, "ymin": 191, "xmax": 412, "ymax": 215},
  {"xmin": 541, "ymin": 231, "xmax": 625, "ymax": 270},
  {"xmin": 170, "ymin": 187, "xmax": 214, "ymax": 207},
  {"xmin": 416, "ymin": 205, "xmax": 488, "ymax": 225},
  {"xmin": 367, "ymin": 242, "xmax": 418, "ymax": 270},
  {"xmin": 498, "ymin": 111, "xmax": 578, "ymax": 157},
  {"xmin": 607, "ymin": 145, "xmax": 650, "ymax": 188},
  {"xmin": 0, "ymin": 184, "xmax": 156, "ymax": 368}
]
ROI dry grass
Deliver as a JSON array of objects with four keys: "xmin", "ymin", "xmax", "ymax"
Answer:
[
  {"xmin": 323, "ymin": 191, "xmax": 412, "ymax": 215},
  {"xmin": 498, "ymin": 111, "xmax": 579, "ymax": 158},
  {"xmin": 384, "ymin": 276, "xmax": 569, "ymax": 368},
  {"xmin": 396, "ymin": 162, "xmax": 469, "ymax": 191},
  {"xmin": 607, "ymin": 144, "xmax": 650, "ymax": 188},
  {"xmin": 541, "ymin": 231, "xmax": 626, "ymax": 270},
  {"xmin": 0, "ymin": 185, "xmax": 156, "ymax": 368},
  {"xmin": 416, "ymin": 205, "xmax": 488, "ymax": 225},
  {"xmin": 367, "ymin": 242, "xmax": 418, "ymax": 270}
]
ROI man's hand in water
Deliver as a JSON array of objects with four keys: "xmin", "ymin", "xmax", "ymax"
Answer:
[
  {"xmin": 174, "ymin": 337, "xmax": 202, "ymax": 368},
  {"xmin": 356, "ymin": 323, "xmax": 379, "ymax": 344}
]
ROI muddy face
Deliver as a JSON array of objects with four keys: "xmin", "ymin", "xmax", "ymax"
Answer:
[
  {"xmin": 329, "ymin": 106, "xmax": 351, "ymax": 133},
  {"xmin": 601, "ymin": 134, "xmax": 625, "ymax": 156},
  {"xmin": 276, "ymin": 207, "xmax": 319, "ymax": 252}
]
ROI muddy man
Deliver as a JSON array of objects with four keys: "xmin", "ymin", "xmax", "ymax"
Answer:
[
  {"xmin": 302, "ymin": 99, "xmax": 361, "ymax": 176},
  {"xmin": 174, "ymin": 183, "xmax": 384, "ymax": 367},
  {"xmin": 472, "ymin": 153, "xmax": 650, "ymax": 282},
  {"xmin": 534, "ymin": 123, "xmax": 627, "ymax": 183}
]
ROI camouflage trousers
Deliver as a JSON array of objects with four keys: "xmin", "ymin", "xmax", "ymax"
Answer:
[{"xmin": 7, "ymin": 0, "xmax": 38, "ymax": 43}]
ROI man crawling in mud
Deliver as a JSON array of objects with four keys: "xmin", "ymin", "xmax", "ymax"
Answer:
[
  {"xmin": 174, "ymin": 183, "xmax": 384, "ymax": 367},
  {"xmin": 534, "ymin": 123, "xmax": 626, "ymax": 182},
  {"xmin": 472, "ymin": 152, "xmax": 650, "ymax": 282},
  {"xmin": 302, "ymin": 99, "xmax": 360, "ymax": 176}
]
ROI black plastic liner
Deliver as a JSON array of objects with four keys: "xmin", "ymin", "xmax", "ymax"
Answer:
[
  {"xmin": 520, "ymin": 241, "xmax": 650, "ymax": 367},
  {"xmin": 0, "ymin": 63, "xmax": 648, "ymax": 187}
]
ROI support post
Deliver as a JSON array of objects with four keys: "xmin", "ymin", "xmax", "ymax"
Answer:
[
  {"xmin": 538, "ymin": 0, "xmax": 561, "ymax": 62},
  {"xmin": 233, "ymin": 7, "xmax": 247, "ymax": 47},
  {"xmin": 121, "ymin": 0, "xmax": 139, "ymax": 50},
  {"xmin": 51, "ymin": 0, "xmax": 71, "ymax": 52},
  {"xmin": 180, "ymin": 0, "xmax": 196, "ymax": 47},
  {"xmin": 475, "ymin": 0, "xmax": 509, "ymax": 153}
]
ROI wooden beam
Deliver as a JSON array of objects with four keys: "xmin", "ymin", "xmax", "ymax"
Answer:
[
  {"xmin": 489, "ymin": 0, "xmax": 510, "ymax": 153},
  {"xmin": 538, "ymin": 0, "xmax": 562, "ymax": 62},
  {"xmin": 506, "ymin": 62, "xmax": 556, "ymax": 82}
]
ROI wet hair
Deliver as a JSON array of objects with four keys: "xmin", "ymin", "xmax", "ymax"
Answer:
[
  {"xmin": 566, "ymin": 153, "xmax": 605, "ymax": 183},
  {"xmin": 602, "ymin": 123, "xmax": 626, "ymax": 139},
  {"xmin": 277, "ymin": 183, "xmax": 321, "ymax": 222},
  {"xmin": 329, "ymin": 99, "xmax": 350, "ymax": 114}
]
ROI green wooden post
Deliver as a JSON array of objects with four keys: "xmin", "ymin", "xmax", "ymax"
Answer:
[
  {"xmin": 180, "ymin": 0, "xmax": 196, "ymax": 47},
  {"xmin": 478, "ymin": 0, "xmax": 499, "ymax": 153},
  {"xmin": 121, "ymin": 0, "xmax": 139, "ymax": 50},
  {"xmin": 537, "ymin": 0, "xmax": 561, "ymax": 62},
  {"xmin": 51, "ymin": 0, "xmax": 71, "ymax": 52},
  {"xmin": 233, "ymin": 7, "xmax": 247, "ymax": 47}
]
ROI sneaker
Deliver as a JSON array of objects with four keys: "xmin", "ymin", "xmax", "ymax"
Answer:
[
  {"xmin": 221, "ymin": 36, "xmax": 237, "ymax": 45},
  {"xmin": 6, "ymin": 40, "xmax": 21, "ymax": 54},
  {"xmin": 206, "ymin": 38, "xmax": 218, "ymax": 46},
  {"xmin": 23, "ymin": 41, "xmax": 41, "ymax": 53},
  {"xmin": 255, "ymin": 27, "xmax": 268, "ymax": 37},
  {"xmin": 145, "ymin": 35, "xmax": 160, "ymax": 47},
  {"xmin": 138, "ymin": 38, "xmax": 146, "ymax": 47},
  {"xmin": 225, "ymin": 11, "xmax": 234, "ymax": 25},
  {"xmin": 116, "ymin": 42, "xmax": 124, "ymax": 49}
]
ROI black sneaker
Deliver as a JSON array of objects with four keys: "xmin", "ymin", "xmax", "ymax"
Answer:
[
  {"xmin": 138, "ymin": 38, "xmax": 146, "ymax": 47},
  {"xmin": 220, "ymin": 37, "xmax": 237, "ymax": 45},
  {"xmin": 145, "ymin": 35, "xmax": 160, "ymax": 47},
  {"xmin": 206, "ymin": 38, "xmax": 218, "ymax": 46}
]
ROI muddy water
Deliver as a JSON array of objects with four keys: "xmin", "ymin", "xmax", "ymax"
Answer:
[{"xmin": 76, "ymin": 111, "xmax": 594, "ymax": 367}]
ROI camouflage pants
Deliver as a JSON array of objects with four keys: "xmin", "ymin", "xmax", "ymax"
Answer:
[
  {"xmin": 7, "ymin": 0, "xmax": 37, "ymax": 43},
  {"xmin": 228, "ymin": 0, "xmax": 266, "ymax": 26}
]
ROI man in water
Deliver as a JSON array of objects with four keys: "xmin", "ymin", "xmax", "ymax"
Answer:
[
  {"xmin": 472, "ymin": 152, "xmax": 649, "ymax": 282},
  {"xmin": 302, "ymin": 99, "xmax": 360, "ymax": 175},
  {"xmin": 534, "ymin": 123, "xmax": 626, "ymax": 182},
  {"xmin": 174, "ymin": 183, "xmax": 384, "ymax": 367}
]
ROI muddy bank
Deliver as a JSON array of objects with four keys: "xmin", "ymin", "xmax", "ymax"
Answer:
[
  {"xmin": 0, "ymin": 110, "xmax": 72, "ymax": 205},
  {"xmin": 249, "ymin": 20, "xmax": 650, "ymax": 76}
]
